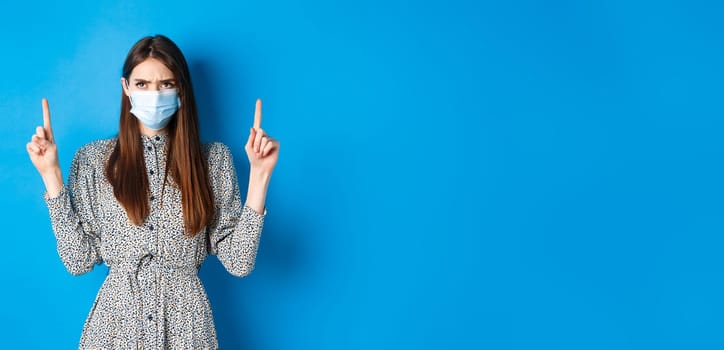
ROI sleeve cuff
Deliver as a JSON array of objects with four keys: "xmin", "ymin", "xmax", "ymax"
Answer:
[
  {"xmin": 44, "ymin": 185, "xmax": 69, "ymax": 209},
  {"xmin": 243, "ymin": 204, "xmax": 267, "ymax": 217}
]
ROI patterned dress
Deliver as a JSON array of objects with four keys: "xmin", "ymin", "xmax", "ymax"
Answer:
[{"xmin": 44, "ymin": 133, "xmax": 264, "ymax": 349}]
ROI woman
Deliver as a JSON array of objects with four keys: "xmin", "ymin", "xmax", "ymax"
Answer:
[{"xmin": 26, "ymin": 35, "xmax": 279, "ymax": 349}]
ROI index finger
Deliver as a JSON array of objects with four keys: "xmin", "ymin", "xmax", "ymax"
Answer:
[
  {"xmin": 42, "ymin": 98, "xmax": 53, "ymax": 134},
  {"xmin": 253, "ymin": 98, "xmax": 262, "ymax": 129}
]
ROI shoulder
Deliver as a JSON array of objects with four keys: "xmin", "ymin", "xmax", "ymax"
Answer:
[
  {"xmin": 203, "ymin": 141, "xmax": 234, "ymax": 163},
  {"xmin": 203, "ymin": 142, "xmax": 242, "ymax": 179},
  {"xmin": 73, "ymin": 138, "xmax": 117, "ymax": 167}
]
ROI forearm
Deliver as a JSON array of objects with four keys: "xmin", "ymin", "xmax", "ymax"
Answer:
[
  {"xmin": 214, "ymin": 206, "xmax": 264, "ymax": 277},
  {"xmin": 41, "ymin": 167, "xmax": 64, "ymax": 198},
  {"xmin": 244, "ymin": 168, "xmax": 271, "ymax": 215},
  {"xmin": 45, "ymin": 186, "xmax": 101, "ymax": 275}
]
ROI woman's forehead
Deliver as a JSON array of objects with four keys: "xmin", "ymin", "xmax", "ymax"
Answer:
[{"xmin": 130, "ymin": 58, "xmax": 174, "ymax": 81}]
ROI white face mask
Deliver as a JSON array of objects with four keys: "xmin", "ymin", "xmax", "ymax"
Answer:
[{"xmin": 128, "ymin": 88, "xmax": 181, "ymax": 130}]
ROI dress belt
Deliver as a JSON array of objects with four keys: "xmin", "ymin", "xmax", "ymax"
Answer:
[{"xmin": 108, "ymin": 255, "xmax": 198, "ymax": 276}]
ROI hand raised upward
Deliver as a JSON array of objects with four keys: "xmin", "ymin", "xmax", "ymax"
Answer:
[
  {"xmin": 26, "ymin": 98, "xmax": 63, "ymax": 197},
  {"xmin": 245, "ymin": 99, "xmax": 280, "ymax": 176}
]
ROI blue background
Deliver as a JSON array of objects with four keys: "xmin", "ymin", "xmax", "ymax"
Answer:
[{"xmin": 2, "ymin": 0, "xmax": 723, "ymax": 349}]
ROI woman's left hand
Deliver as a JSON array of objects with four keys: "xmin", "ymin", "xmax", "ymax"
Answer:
[{"xmin": 245, "ymin": 99, "xmax": 280, "ymax": 176}]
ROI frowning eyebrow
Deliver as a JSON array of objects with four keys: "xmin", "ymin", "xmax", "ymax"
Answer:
[{"xmin": 133, "ymin": 78, "xmax": 176, "ymax": 83}]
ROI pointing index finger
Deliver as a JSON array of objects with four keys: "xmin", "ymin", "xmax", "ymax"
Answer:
[
  {"xmin": 42, "ymin": 98, "xmax": 54, "ymax": 141},
  {"xmin": 253, "ymin": 98, "xmax": 262, "ymax": 130}
]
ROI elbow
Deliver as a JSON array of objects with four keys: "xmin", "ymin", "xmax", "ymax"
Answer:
[
  {"xmin": 59, "ymin": 252, "xmax": 97, "ymax": 276},
  {"xmin": 63, "ymin": 261, "xmax": 92, "ymax": 276},
  {"xmin": 56, "ymin": 241, "xmax": 99, "ymax": 276},
  {"xmin": 227, "ymin": 262, "xmax": 255, "ymax": 278}
]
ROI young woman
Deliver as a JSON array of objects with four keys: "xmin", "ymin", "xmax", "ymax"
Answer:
[{"xmin": 26, "ymin": 35, "xmax": 279, "ymax": 349}]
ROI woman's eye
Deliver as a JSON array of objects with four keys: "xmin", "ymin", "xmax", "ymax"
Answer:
[
  {"xmin": 162, "ymin": 82, "xmax": 175, "ymax": 88},
  {"xmin": 135, "ymin": 82, "xmax": 146, "ymax": 88}
]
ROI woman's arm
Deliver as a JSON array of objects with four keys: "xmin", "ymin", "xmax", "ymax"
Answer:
[
  {"xmin": 27, "ymin": 98, "xmax": 63, "ymax": 197},
  {"xmin": 244, "ymin": 99, "xmax": 279, "ymax": 214},
  {"xmin": 208, "ymin": 99, "xmax": 279, "ymax": 277},
  {"xmin": 206, "ymin": 143, "xmax": 265, "ymax": 277},
  {"xmin": 27, "ymin": 98, "xmax": 102, "ymax": 275},
  {"xmin": 245, "ymin": 169, "xmax": 271, "ymax": 215},
  {"xmin": 41, "ymin": 168, "xmax": 64, "ymax": 198}
]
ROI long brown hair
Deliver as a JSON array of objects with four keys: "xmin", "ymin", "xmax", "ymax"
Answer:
[{"xmin": 105, "ymin": 35, "xmax": 215, "ymax": 236}]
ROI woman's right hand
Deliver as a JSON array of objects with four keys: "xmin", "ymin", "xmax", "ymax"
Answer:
[{"xmin": 26, "ymin": 98, "xmax": 63, "ymax": 197}]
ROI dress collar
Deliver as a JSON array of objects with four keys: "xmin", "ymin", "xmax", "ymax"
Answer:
[{"xmin": 141, "ymin": 132, "xmax": 168, "ymax": 145}]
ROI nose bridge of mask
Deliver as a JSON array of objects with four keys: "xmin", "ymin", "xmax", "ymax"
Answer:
[
  {"xmin": 130, "ymin": 89, "xmax": 180, "ymax": 111},
  {"xmin": 134, "ymin": 89, "xmax": 177, "ymax": 105}
]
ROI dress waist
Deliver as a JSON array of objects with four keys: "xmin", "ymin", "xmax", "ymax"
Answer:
[{"xmin": 108, "ymin": 256, "xmax": 198, "ymax": 276}]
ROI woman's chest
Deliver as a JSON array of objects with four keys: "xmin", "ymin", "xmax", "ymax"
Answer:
[{"xmin": 94, "ymin": 177, "xmax": 206, "ymax": 264}]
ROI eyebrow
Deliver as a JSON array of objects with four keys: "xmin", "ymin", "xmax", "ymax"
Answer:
[{"xmin": 133, "ymin": 78, "xmax": 176, "ymax": 83}]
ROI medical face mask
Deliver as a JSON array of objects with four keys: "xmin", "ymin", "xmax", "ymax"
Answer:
[{"xmin": 128, "ymin": 88, "xmax": 181, "ymax": 130}]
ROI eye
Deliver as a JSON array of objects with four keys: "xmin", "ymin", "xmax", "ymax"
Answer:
[
  {"xmin": 135, "ymin": 82, "xmax": 146, "ymax": 88},
  {"xmin": 161, "ymin": 81, "xmax": 176, "ymax": 89}
]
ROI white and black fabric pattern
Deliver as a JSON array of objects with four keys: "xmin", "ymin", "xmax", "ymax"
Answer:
[{"xmin": 44, "ymin": 133, "xmax": 264, "ymax": 349}]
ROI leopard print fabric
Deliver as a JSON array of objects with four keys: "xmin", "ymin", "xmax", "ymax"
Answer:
[{"xmin": 44, "ymin": 133, "xmax": 264, "ymax": 349}]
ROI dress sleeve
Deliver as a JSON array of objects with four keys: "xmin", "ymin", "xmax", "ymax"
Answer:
[
  {"xmin": 44, "ymin": 144, "xmax": 103, "ymax": 276},
  {"xmin": 206, "ymin": 143, "xmax": 265, "ymax": 277}
]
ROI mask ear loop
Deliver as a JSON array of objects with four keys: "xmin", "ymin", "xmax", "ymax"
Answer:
[{"xmin": 124, "ymin": 78, "xmax": 134, "ymax": 105}]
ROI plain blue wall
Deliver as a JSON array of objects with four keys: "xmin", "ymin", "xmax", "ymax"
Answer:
[{"xmin": 2, "ymin": 0, "xmax": 724, "ymax": 349}]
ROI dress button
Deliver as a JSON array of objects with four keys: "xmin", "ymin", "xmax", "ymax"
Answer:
[
  {"xmin": 149, "ymin": 225, "xmax": 154, "ymax": 231},
  {"xmin": 155, "ymin": 136, "xmax": 160, "ymax": 141},
  {"xmin": 150, "ymin": 195, "xmax": 155, "ymax": 201},
  {"xmin": 148, "ymin": 315, "xmax": 153, "ymax": 321},
  {"xmin": 150, "ymin": 170, "xmax": 154, "ymax": 175},
  {"xmin": 147, "ymin": 146, "xmax": 152, "ymax": 151}
]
